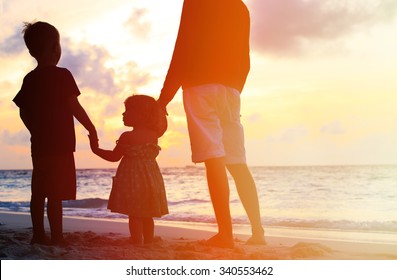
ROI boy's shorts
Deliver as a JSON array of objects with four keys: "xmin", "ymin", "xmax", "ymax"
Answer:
[
  {"xmin": 31, "ymin": 152, "xmax": 76, "ymax": 200},
  {"xmin": 183, "ymin": 83, "xmax": 246, "ymax": 164}
]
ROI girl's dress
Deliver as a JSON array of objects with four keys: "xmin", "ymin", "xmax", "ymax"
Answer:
[{"xmin": 108, "ymin": 143, "xmax": 168, "ymax": 218}]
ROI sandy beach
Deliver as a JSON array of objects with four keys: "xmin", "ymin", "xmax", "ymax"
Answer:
[{"xmin": 1, "ymin": 211, "xmax": 396, "ymax": 260}]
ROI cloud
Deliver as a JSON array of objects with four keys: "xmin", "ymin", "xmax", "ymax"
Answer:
[
  {"xmin": 0, "ymin": 0, "xmax": 13, "ymax": 17},
  {"xmin": 58, "ymin": 38, "xmax": 152, "ymax": 98},
  {"xmin": 0, "ymin": 28, "xmax": 25, "ymax": 55},
  {"xmin": 1, "ymin": 129, "xmax": 30, "ymax": 146},
  {"xmin": 59, "ymin": 39, "xmax": 120, "ymax": 95},
  {"xmin": 124, "ymin": 7, "xmax": 151, "ymax": 40},
  {"xmin": 246, "ymin": 113, "xmax": 262, "ymax": 124},
  {"xmin": 266, "ymin": 125, "xmax": 309, "ymax": 143},
  {"xmin": 249, "ymin": 0, "xmax": 397, "ymax": 56},
  {"xmin": 117, "ymin": 61, "xmax": 151, "ymax": 92},
  {"xmin": 320, "ymin": 120, "xmax": 346, "ymax": 135}
]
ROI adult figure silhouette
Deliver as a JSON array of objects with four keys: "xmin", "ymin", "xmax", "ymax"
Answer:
[{"xmin": 158, "ymin": 0, "xmax": 265, "ymax": 248}]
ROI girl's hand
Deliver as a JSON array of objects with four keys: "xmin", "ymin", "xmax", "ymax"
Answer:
[{"xmin": 157, "ymin": 99, "xmax": 168, "ymax": 116}]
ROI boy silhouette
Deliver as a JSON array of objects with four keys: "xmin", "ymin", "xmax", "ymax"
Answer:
[{"xmin": 13, "ymin": 21, "xmax": 97, "ymax": 245}]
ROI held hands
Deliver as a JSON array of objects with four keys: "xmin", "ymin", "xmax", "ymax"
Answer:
[
  {"xmin": 88, "ymin": 134, "xmax": 99, "ymax": 153},
  {"xmin": 157, "ymin": 99, "xmax": 168, "ymax": 116},
  {"xmin": 156, "ymin": 100, "xmax": 168, "ymax": 137}
]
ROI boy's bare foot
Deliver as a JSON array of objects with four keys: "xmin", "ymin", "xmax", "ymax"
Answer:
[
  {"xmin": 205, "ymin": 233, "xmax": 234, "ymax": 249},
  {"xmin": 246, "ymin": 234, "xmax": 266, "ymax": 245},
  {"xmin": 30, "ymin": 235, "xmax": 51, "ymax": 245},
  {"xmin": 51, "ymin": 238, "xmax": 70, "ymax": 246}
]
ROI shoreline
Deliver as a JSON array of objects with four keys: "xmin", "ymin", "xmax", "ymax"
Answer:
[
  {"xmin": 2, "ymin": 210, "xmax": 397, "ymax": 245},
  {"xmin": 1, "ymin": 211, "xmax": 397, "ymax": 260}
]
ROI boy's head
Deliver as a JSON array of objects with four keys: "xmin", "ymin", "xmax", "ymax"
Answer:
[{"xmin": 22, "ymin": 21, "xmax": 61, "ymax": 63}]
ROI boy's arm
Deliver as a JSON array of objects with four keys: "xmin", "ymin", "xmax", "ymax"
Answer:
[{"xmin": 68, "ymin": 95, "xmax": 97, "ymax": 138}]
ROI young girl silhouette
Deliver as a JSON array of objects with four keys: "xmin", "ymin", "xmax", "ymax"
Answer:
[{"xmin": 89, "ymin": 95, "xmax": 168, "ymax": 245}]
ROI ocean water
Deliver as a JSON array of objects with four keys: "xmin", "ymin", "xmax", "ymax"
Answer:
[{"xmin": 1, "ymin": 165, "xmax": 397, "ymax": 241}]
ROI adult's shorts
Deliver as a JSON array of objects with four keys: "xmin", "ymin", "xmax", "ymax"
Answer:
[{"xmin": 183, "ymin": 83, "xmax": 246, "ymax": 164}]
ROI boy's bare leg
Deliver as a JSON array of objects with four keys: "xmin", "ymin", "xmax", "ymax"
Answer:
[
  {"xmin": 30, "ymin": 194, "xmax": 48, "ymax": 244},
  {"xmin": 47, "ymin": 198, "xmax": 63, "ymax": 244},
  {"xmin": 204, "ymin": 157, "xmax": 234, "ymax": 248},
  {"xmin": 227, "ymin": 164, "xmax": 266, "ymax": 245}
]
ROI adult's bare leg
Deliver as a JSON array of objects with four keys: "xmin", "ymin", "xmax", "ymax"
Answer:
[
  {"xmin": 204, "ymin": 157, "xmax": 234, "ymax": 248},
  {"xmin": 227, "ymin": 163, "xmax": 266, "ymax": 245}
]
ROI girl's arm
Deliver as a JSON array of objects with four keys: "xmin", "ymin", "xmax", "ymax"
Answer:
[
  {"xmin": 92, "ymin": 147, "xmax": 123, "ymax": 162},
  {"xmin": 88, "ymin": 135, "xmax": 124, "ymax": 162}
]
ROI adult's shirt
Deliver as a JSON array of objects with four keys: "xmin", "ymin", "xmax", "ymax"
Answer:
[
  {"xmin": 159, "ymin": 0, "xmax": 250, "ymax": 106},
  {"xmin": 13, "ymin": 66, "xmax": 80, "ymax": 157}
]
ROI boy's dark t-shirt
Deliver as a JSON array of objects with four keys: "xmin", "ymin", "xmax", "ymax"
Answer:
[{"xmin": 13, "ymin": 66, "xmax": 80, "ymax": 157}]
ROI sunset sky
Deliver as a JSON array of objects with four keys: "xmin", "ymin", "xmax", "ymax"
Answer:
[{"xmin": 1, "ymin": 0, "xmax": 397, "ymax": 169}]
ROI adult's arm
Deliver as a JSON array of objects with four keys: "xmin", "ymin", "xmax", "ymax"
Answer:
[{"xmin": 158, "ymin": 0, "xmax": 195, "ymax": 108}]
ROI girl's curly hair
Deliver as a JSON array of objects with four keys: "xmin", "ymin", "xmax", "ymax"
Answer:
[{"xmin": 124, "ymin": 95, "xmax": 167, "ymax": 137}]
